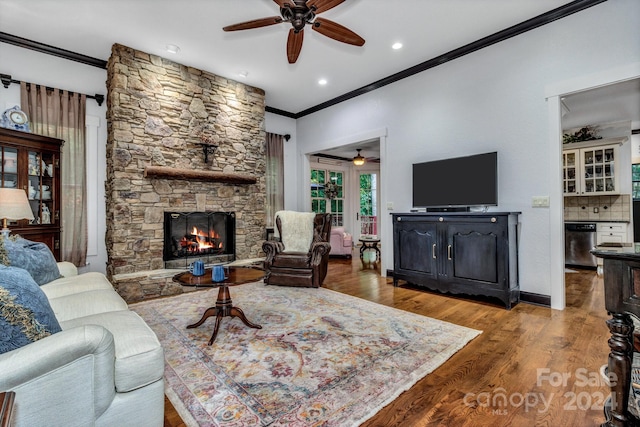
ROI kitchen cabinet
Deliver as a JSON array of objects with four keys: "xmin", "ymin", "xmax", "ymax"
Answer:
[
  {"xmin": 392, "ymin": 212, "xmax": 520, "ymax": 309},
  {"xmin": 563, "ymin": 138, "xmax": 627, "ymax": 196},
  {"xmin": 597, "ymin": 222, "xmax": 630, "ymax": 245},
  {"xmin": 0, "ymin": 128, "xmax": 63, "ymax": 260}
]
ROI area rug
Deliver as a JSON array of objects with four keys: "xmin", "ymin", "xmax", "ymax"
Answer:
[{"xmin": 130, "ymin": 282, "xmax": 481, "ymax": 426}]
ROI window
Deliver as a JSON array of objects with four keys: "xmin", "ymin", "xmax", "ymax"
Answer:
[{"xmin": 311, "ymin": 168, "xmax": 344, "ymax": 226}]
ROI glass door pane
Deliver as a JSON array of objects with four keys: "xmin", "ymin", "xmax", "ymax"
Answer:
[
  {"xmin": 1, "ymin": 147, "xmax": 18, "ymax": 189},
  {"xmin": 358, "ymin": 172, "xmax": 377, "ymax": 238}
]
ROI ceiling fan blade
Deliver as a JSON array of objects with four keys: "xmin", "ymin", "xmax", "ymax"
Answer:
[
  {"xmin": 223, "ymin": 16, "xmax": 283, "ymax": 31},
  {"xmin": 312, "ymin": 17, "xmax": 365, "ymax": 46},
  {"xmin": 306, "ymin": 0, "xmax": 345, "ymax": 14},
  {"xmin": 287, "ymin": 28, "xmax": 304, "ymax": 63},
  {"xmin": 273, "ymin": 0, "xmax": 295, "ymax": 7}
]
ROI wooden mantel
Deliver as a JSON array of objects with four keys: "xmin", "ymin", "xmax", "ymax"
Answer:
[{"xmin": 143, "ymin": 166, "xmax": 257, "ymax": 184}]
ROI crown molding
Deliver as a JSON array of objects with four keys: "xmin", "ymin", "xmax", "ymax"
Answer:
[{"xmin": 0, "ymin": 0, "xmax": 606, "ymax": 118}]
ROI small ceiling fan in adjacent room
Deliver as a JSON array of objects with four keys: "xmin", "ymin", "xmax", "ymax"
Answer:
[{"xmin": 223, "ymin": 0, "xmax": 365, "ymax": 64}]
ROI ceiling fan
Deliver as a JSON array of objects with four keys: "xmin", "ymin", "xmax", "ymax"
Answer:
[{"xmin": 223, "ymin": 0, "xmax": 365, "ymax": 64}]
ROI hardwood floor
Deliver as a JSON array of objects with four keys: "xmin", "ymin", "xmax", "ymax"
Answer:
[{"xmin": 164, "ymin": 257, "xmax": 611, "ymax": 427}]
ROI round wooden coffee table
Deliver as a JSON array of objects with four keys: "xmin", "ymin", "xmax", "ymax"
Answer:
[{"xmin": 173, "ymin": 266, "xmax": 265, "ymax": 345}]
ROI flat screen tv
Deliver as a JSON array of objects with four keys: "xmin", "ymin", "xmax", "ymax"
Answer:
[{"xmin": 412, "ymin": 151, "xmax": 497, "ymax": 208}]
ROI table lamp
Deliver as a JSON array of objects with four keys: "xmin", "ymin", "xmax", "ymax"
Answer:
[{"xmin": 0, "ymin": 188, "xmax": 35, "ymax": 238}]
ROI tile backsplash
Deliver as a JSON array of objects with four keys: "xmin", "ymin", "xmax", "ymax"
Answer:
[{"xmin": 564, "ymin": 194, "xmax": 631, "ymax": 222}]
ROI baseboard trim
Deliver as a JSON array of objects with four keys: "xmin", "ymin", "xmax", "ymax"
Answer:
[
  {"xmin": 519, "ymin": 291, "xmax": 551, "ymax": 307},
  {"xmin": 387, "ymin": 269, "xmax": 551, "ymax": 307}
]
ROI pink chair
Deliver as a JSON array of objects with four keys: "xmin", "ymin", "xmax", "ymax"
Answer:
[{"xmin": 330, "ymin": 227, "xmax": 353, "ymax": 258}]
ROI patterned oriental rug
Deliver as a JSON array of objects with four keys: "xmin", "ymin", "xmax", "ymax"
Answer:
[{"xmin": 130, "ymin": 282, "xmax": 481, "ymax": 426}]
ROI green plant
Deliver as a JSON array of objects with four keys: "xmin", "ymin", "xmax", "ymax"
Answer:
[{"xmin": 563, "ymin": 126, "xmax": 602, "ymax": 144}]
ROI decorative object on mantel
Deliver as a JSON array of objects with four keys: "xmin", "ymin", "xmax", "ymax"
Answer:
[
  {"xmin": 197, "ymin": 132, "xmax": 218, "ymax": 163},
  {"xmin": 324, "ymin": 181, "xmax": 338, "ymax": 199},
  {"xmin": 143, "ymin": 166, "xmax": 256, "ymax": 184},
  {"xmin": 0, "ymin": 106, "xmax": 30, "ymax": 132},
  {"xmin": 563, "ymin": 125, "xmax": 602, "ymax": 144}
]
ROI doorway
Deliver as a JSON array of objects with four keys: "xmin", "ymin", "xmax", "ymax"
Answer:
[{"xmin": 555, "ymin": 76, "xmax": 640, "ymax": 309}]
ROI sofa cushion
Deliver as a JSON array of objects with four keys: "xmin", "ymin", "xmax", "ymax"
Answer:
[
  {"xmin": 1, "ymin": 236, "xmax": 61, "ymax": 285},
  {"xmin": 0, "ymin": 265, "xmax": 61, "ymax": 354},
  {"xmin": 47, "ymin": 289, "xmax": 129, "ymax": 323},
  {"xmin": 60, "ymin": 310, "xmax": 164, "ymax": 393},
  {"xmin": 41, "ymin": 272, "xmax": 115, "ymax": 299}
]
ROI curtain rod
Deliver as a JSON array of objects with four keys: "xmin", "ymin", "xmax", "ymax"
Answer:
[{"xmin": 0, "ymin": 73, "xmax": 104, "ymax": 106}]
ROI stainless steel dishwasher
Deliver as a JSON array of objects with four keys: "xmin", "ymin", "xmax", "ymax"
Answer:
[{"xmin": 564, "ymin": 222, "xmax": 598, "ymax": 268}]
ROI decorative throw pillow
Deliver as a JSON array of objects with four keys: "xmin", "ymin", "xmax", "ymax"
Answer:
[
  {"xmin": 0, "ymin": 265, "xmax": 62, "ymax": 355},
  {"xmin": 0, "ymin": 236, "xmax": 61, "ymax": 285}
]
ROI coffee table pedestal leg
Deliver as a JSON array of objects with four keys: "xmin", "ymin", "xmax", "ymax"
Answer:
[{"xmin": 187, "ymin": 285, "xmax": 262, "ymax": 345}]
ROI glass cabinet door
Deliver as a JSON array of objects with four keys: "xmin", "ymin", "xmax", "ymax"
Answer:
[
  {"xmin": 27, "ymin": 150, "xmax": 55, "ymax": 226},
  {"xmin": 1, "ymin": 147, "xmax": 18, "ymax": 189},
  {"xmin": 582, "ymin": 147, "xmax": 616, "ymax": 195},
  {"xmin": 562, "ymin": 150, "xmax": 578, "ymax": 195}
]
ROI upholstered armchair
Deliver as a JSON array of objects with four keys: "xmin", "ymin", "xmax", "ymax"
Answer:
[
  {"xmin": 262, "ymin": 211, "xmax": 332, "ymax": 288},
  {"xmin": 330, "ymin": 226, "xmax": 353, "ymax": 257}
]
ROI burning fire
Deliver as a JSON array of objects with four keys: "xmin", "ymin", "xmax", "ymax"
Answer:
[{"xmin": 179, "ymin": 226, "xmax": 223, "ymax": 253}]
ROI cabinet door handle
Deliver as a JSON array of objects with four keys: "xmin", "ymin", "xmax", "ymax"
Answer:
[
  {"xmin": 447, "ymin": 245, "xmax": 452, "ymax": 260},
  {"xmin": 432, "ymin": 244, "xmax": 437, "ymax": 259}
]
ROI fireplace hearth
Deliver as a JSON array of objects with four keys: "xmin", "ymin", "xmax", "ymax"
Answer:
[{"xmin": 164, "ymin": 211, "xmax": 235, "ymax": 268}]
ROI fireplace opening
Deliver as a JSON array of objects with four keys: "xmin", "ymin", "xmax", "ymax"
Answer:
[{"xmin": 164, "ymin": 211, "xmax": 235, "ymax": 268}]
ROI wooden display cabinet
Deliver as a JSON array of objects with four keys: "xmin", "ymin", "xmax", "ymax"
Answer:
[{"xmin": 0, "ymin": 128, "xmax": 63, "ymax": 260}]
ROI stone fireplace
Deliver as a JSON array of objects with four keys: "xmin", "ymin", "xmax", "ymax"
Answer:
[
  {"xmin": 163, "ymin": 211, "xmax": 235, "ymax": 268},
  {"xmin": 105, "ymin": 43, "xmax": 266, "ymax": 302}
]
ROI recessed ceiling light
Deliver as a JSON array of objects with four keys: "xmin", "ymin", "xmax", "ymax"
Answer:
[
  {"xmin": 318, "ymin": 79, "xmax": 328, "ymax": 85},
  {"xmin": 166, "ymin": 44, "xmax": 180, "ymax": 54},
  {"xmin": 238, "ymin": 71, "xmax": 249, "ymax": 78},
  {"xmin": 392, "ymin": 42, "xmax": 403, "ymax": 50}
]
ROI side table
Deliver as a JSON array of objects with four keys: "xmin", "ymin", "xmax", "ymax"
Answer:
[{"xmin": 359, "ymin": 237, "xmax": 380, "ymax": 259}]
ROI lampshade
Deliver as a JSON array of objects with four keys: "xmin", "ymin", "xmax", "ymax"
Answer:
[
  {"xmin": 0, "ymin": 188, "xmax": 35, "ymax": 237},
  {"xmin": 352, "ymin": 149, "xmax": 365, "ymax": 166}
]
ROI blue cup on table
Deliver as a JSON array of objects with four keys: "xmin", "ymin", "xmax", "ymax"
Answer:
[
  {"xmin": 212, "ymin": 264, "xmax": 226, "ymax": 282},
  {"xmin": 189, "ymin": 260, "xmax": 205, "ymax": 276}
]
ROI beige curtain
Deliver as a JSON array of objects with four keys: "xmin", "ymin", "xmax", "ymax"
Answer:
[
  {"xmin": 21, "ymin": 82, "xmax": 87, "ymax": 266},
  {"xmin": 265, "ymin": 133, "xmax": 285, "ymax": 227}
]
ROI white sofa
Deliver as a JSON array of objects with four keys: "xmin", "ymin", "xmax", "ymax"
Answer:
[{"xmin": 0, "ymin": 262, "xmax": 165, "ymax": 427}]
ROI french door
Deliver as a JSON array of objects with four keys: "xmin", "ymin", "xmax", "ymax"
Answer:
[
  {"xmin": 356, "ymin": 172, "xmax": 378, "ymax": 239},
  {"xmin": 310, "ymin": 168, "xmax": 344, "ymax": 227}
]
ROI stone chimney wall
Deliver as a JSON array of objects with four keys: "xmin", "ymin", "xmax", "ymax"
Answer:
[{"xmin": 105, "ymin": 43, "xmax": 266, "ymax": 282}]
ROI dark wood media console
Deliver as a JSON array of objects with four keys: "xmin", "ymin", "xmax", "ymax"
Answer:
[{"xmin": 392, "ymin": 212, "xmax": 520, "ymax": 309}]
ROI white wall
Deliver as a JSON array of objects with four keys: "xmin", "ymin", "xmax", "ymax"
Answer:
[
  {"xmin": 0, "ymin": 43, "xmax": 108, "ymax": 274},
  {"xmin": 292, "ymin": 0, "xmax": 640, "ymax": 304}
]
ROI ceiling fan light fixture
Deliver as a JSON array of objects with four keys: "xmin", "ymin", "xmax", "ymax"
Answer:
[{"xmin": 353, "ymin": 149, "xmax": 365, "ymax": 166}]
